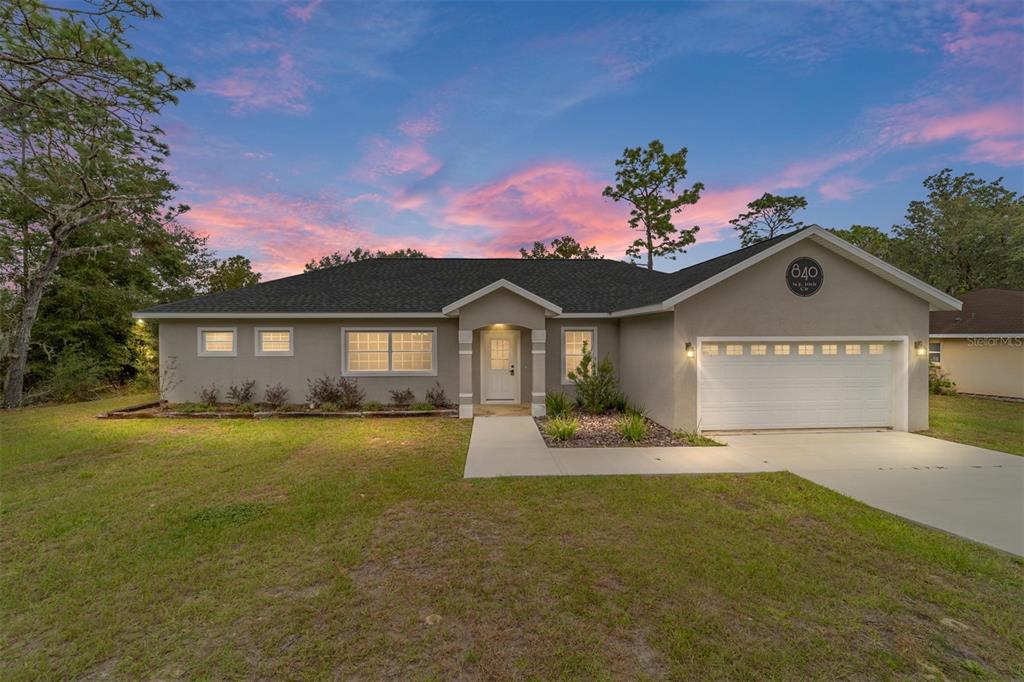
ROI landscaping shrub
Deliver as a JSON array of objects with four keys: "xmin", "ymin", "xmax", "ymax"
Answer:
[
  {"xmin": 545, "ymin": 415, "xmax": 580, "ymax": 441},
  {"xmin": 617, "ymin": 412, "xmax": 648, "ymax": 443},
  {"xmin": 177, "ymin": 402, "xmax": 214, "ymax": 413},
  {"xmin": 410, "ymin": 401, "xmax": 434, "ymax": 411},
  {"xmin": 226, "ymin": 379, "xmax": 256, "ymax": 405},
  {"xmin": 263, "ymin": 383, "xmax": 288, "ymax": 409},
  {"xmin": 674, "ymin": 429, "xmax": 725, "ymax": 447},
  {"xmin": 305, "ymin": 375, "xmax": 365, "ymax": 409},
  {"xmin": 364, "ymin": 400, "xmax": 384, "ymax": 412},
  {"xmin": 233, "ymin": 403, "xmax": 258, "ymax": 413},
  {"xmin": 336, "ymin": 377, "xmax": 365, "ymax": 409},
  {"xmin": 929, "ymin": 365, "xmax": 957, "ymax": 395},
  {"xmin": 425, "ymin": 382, "xmax": 454, "ymax": 408},
  {"xmin": 28, "ymin": 348, "xmax": 105, "ymax": 404},
  {"xmin": 545, "ymin": 391, "xmax": 572, "ymax": 418},
  {"xmin": 320, "ymin": 402, "xmax": 343, "ymax": 412},
  {"xmin": 568, "ymin": 342, "xmax": 620, "ymax": 414},
  {"xmin": 199, "ymin": 384, "xmax": 219, "ymax": 407},
  {"xmin": 389, "ymin": 388, "xmax": 415, "ymax": 408}
]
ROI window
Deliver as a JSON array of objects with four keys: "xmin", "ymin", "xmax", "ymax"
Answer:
[
  {"xmin": 869, "ymin": 343, "xmax": 884, "ymax": 355},
  {"xmin": 702, "ymin": 343, "xmax": 719, "ymax": 356},
  {"xmin": 774, "ymin": 344, "xmax": 790, "ymax": 356},
  {"xmin": 798, "ymin": 344, "xmax": 814, "ymax": 356},
  {"xmin": 929, "ymin": 342, "xmax": 941, "ymax": 364},
  {"xmin": 845, "ymin": 343, "xmax": 861, "ymax": 355},
  {"xmin": 255, "ymin": 328, "xmax": 293, "ymax": 356},
  {"xmin": 198, "ymin": 328, "xmax": 236, "ymax": 356},
  {"xmin": 822, "ymin": 343, "xmax": 838, "ymax": 355},
  {"xmin": 490, "ymin": 338, "xmax": 511, "ymax": 370},
  {"xmin": 563, "ymin": 328, "xmax": 595, "ymax": 380},
  {"xmin": 751, "ymin": 344, "xmax": 767, "ymax": 356},
  {"xmin": 344, "ymin": 329, "xmax": 435, "ymax": 375},
  {"xmin": 726, "ymin": 344, "xmax": 743, "ymax": 356}
]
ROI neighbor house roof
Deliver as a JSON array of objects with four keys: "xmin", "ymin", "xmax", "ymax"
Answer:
[
  {"xmin": 135, "ymin": 225, "xmax": 960, "ymax": 318},
  {"xmin": 930, "ymin": 289, "xmax": 1024, "ymax": 335}
]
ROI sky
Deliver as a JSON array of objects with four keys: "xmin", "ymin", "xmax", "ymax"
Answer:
[{"xmin": 132, "ymin": 1, "xmax": 1024, "ymax": 280}]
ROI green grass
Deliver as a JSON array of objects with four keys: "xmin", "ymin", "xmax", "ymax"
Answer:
[
  {"xmin": 2, "ymin": 395, "xmax": 1022, "ymax": 679},
  {"xmin": 675, "ymin": 429, "xmax": 726, "ymax": 447},
  {"xmin": 922, "ymin": 394, "xmax": 1024, "ymax": 456}
]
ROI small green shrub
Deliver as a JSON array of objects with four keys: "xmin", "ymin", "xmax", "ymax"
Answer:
[
  {"xmin": 233, "ymin": 402, "xmax": 258, "ymax": 413},
  {"xmin": 568, "ymin": 342, "xmax": 620, "ymax": 414},
  {"xmin": 363, "ymin": 400, "xmax": 385, "ymax": 412},
  {"xmin": 305, "ymin": 376, "xmax": 365, "ymax": 409},
  {"xmin": 425, "ymin": 382, "xmax": 454, "ymax": 408},
  {"xmin": 319, "ymin": 401, "xmax": 343, "ymax": 412},
  {"xmin": 177, "ymin": 402, "xmax": 214, "ymax": 413},
  {"xmin": 545, "ymin": 391, "xmax": 571, "ymax": 418},
  {"xmin": 389, "ymin": 388, "xmax": 415, "ymax": 408},
  {"xmin": 226, "ymin": 379, "xmax": 256, "ymax": 405},
  {"xmin": 545, "ymin": 415, "xmax": 579, "ymax": 441},
  {"xmin": 617, "ymin": 412, "xmax": 648, "ymax": 443},
  {"xmin": 409, "ymin": 401, "xmax": 434, "ymax": 411},
  {"xmin": 198, "ymin": 384, "xmax": 219, "ymax": 407},
  {"xmin": 929, "ymin": 365, "xmax": 957, "ymax": 395},
  {"xmin": 674, "ymin": 430, "xmax": 724, "ymax": 447},
  {"xmin": 263, "ymin": 383, "xmax": 288, "ymax": 409}
]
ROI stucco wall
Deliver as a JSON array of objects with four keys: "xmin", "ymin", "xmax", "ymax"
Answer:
[
  {"xmin": 544, "ymin": 318, "xmax": 621, "ymax": 400},
  {"xmin": 457, "ymin": 288, "xmax": 546, "ymax": 331},
  {"xmin": 158, "ymin": 318, "xmax": 459, "ymax": 405},
  {"xmin": 932, "ymin": 338, "xmax": 1024, "ymax": 398},
  {"xmin": 671, "ymin": 240, "xmax": 931, "ymax": 431},
  {"xmin": 618, "ymin": 313, "xmax": 675, "ymax": 427}
]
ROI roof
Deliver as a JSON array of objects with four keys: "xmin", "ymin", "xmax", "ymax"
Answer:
[
  {"xmin": 135, "ymin": 225, "xmax": 961, "ymax": 318},
  {"xmin": 930, "ymin": 289, "xmax": 1024, "ymax": 335}
]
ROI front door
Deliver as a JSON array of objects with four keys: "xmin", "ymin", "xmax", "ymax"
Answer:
[{"xmin": 481, "ymin": 330, "xmax": 520, "ymax": 403}]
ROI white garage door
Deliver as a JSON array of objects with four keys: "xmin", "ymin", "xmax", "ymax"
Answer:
[{"xmin": 699, "ymin": 341, "xmax": 894, "ymax": 430}]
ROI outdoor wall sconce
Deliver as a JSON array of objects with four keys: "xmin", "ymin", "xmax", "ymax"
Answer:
[
  {"xmin": 914, "ymin": 341, "xmax": 926, "ymax": 356},
  {"xmin": 685, "ymin": 342, "xmax": 695, "ymax": 358}
]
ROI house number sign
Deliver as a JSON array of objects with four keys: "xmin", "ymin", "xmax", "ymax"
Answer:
[{"xmin": 786, "ymin": 257, "xmax": 823, "ymax": 296}]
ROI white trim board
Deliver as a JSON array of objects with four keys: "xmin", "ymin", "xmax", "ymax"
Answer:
[
  {"xmin": 441, "ymin": 279, "xmax": 563, "ymax": 316},
  {"xmin": 929, "ymin": 333, "xmax": 1024, "ymax": 338},
  {"xmin": 135, "ymin": 312, "xmax": 447, "ymax": 319}
]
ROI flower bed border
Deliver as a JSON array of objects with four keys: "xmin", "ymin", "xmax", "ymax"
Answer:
[{"xmin": 98, "ymin": 404, "xmax": 457, "ymax": 420}]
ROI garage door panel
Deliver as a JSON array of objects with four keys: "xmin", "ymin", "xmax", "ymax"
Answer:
[{"xmin": 699, "ymin": 341, "xmax": 894, "ymax": 430}]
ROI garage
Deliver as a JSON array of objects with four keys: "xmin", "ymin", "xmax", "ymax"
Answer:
[{"xmin": 698, "ymin": 339, "xmax": 903, "ymax": 430}]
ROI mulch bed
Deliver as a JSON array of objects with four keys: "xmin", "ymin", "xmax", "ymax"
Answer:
[{"xmin": 535, "ymin": 412, "xmax": 687, "ymax": 448}]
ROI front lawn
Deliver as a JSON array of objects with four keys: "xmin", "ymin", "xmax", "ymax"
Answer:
[
  {"xmin": 922, "ymin": 394, "xmax": 1024, "ymax": 456},
  {"xmin": 2, "ymin": 396, "xmax": 1022, "ymax": 679}
]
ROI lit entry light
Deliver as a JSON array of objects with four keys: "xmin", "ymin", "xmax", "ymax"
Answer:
[
  {"xmin": 685, "ymin": 342, "xmax": 695, "ymax": 358},
  {"xmin": 914, "ymin": 341, "xmax": 926, "ymax": 356}
]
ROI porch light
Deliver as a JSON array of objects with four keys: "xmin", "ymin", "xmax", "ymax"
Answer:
[
  {"xmin": 914, "ymin": 341, "xmax": 926, "ymax": 356},
  {"xmin": 685, "ymin": 342, "xmax": 695, "ymax": 358}
]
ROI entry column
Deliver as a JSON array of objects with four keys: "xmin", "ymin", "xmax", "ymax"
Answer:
[
  {"xmin": 531, "ymin": 329, "xmax": 546, "ymax": 416},
  {"xmin": 458, "ymin": 330, "xmax": 473, "ymax": 418}
]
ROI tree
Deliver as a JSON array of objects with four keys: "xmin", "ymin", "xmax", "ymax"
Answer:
[
  {"xmin": 303, "ymin": 247, "xmax": 429, "ymax": 272},
  {"xmin": 520, "ymin": 235, "xmax": 601, "ymax": 259},
  {"xmin": 207, "ymin": 255, "xmax": 261, "ymax": 292},
  {"xmin": 0, "ymin": 0, "xmax": 192, "ymax": 406},
  {"xmin": 889, "ymin": 169, "xmax": 1024, "ymax": 295},
  {"xmin": 602, "ymin": 140, "xmax": 703, "ymax": 270},
  {"xmin": 828, "ymin": 225, "xmax": 894, "ymax": 261},
  {"xmin": 729, "ymin": 193, "xmax": 808, "ymax": 247}
]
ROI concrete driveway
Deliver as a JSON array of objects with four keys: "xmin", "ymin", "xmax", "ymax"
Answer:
[
  {"xmin": 719, "ymin": 431, "xmax": 1023, "ymax": 556},
  {"xmin": 465, "ymin": 419, "xmax": 1023, "ymax": 555}
]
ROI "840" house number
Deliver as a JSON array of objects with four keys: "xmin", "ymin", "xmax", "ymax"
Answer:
[{"xmin": 786, "ymin": 257, "xmax": 823, "ymax": 296}]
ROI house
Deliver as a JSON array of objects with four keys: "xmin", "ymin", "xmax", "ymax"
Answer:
[
  {"xmin": 134, "ymin": 225, "xmax": 960, "ymax": 431},
  {"xmin": 929, "ymin": 288, "xmax": 1024, "ymax": 399}
]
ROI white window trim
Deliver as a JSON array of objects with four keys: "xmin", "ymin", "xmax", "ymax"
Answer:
[
  {"xmin": 341, "ymin": 327, "xmax": 438, "ymax": 377},
  {"xmin": 197, "ymin": 327, "xmax": 237, "ymax": 357},
  {"xmin": 254, "ymin": 326, "xmax": 294, "ymax": 357},
  {"xmin": 561, "ymin": 326, "xmax": 597, "ymax": 385},
  {"xmin": 929, "ymin": 341, "xmax": 941, "ymax": 365}
]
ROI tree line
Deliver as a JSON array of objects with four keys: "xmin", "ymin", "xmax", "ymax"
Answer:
[{"xmin": 2, "ymin": 2, "xmax": 1022, "ymax": 406}]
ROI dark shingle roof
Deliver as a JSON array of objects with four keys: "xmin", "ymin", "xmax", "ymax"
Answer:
[
  {"xmin": 930, "ymin": 289, "xmax": 1024, "ymax": 334},
  {"xmin": 138, "ymin": 229, "xmax": 809, "ymax": 316}
]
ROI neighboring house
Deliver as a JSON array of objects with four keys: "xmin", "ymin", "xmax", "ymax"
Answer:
[
  {"xmin": 135, "ymin": 226, "xmax": 960, "ymax": 432},
  {"xmin": 929, "ymin": 289, "xmax": 1024, "ymax": 399}
]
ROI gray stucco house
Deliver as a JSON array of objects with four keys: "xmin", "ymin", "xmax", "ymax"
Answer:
[{"xmin": 135, "ymin": 226, "xmax": 960, "ymax": 431}]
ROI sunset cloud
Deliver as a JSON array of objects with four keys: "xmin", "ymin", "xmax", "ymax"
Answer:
[
  {"xmin": 205, "ymin": 53, "xmax": 317, "ymax": 115},
  {"xmin": 286, "ymin": 0, "xmax": 321, "ymax": 22}
]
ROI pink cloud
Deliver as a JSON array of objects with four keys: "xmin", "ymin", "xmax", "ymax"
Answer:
[
  {"xmin": 774, "ymin": 150, "xmax": 867, "ymax": 189},
  {"xmin": 942, "ymin": 5, "xmax": 1024, "ymax": 66},
  {"xmin": 286, "ymin": 0, "xmax": 321, "ymax": 22},
  {"xmin": 398, "ymin": 115, "xmax": 441, "ymax": 139},
  {"xmin": 205, "ymin": 53, "xmax": 316, "ymax": 115},
  {"xmin": 893, "ymin": 103, "xmax": 1021, "ymax": 146},
  {"xmin": 818, "ymin": 176, "xmax": 873, "ymax": 201},
  {"xmin": 351, "ymin": 136, "xmax": 442, "ymax": 181},
  {"xmin": 241, "ymin": 150, "xmax": 273, "ymax": 160}
]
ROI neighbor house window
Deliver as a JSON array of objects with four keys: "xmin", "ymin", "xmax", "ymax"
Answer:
[
  {"xmin": 702, "ymin": 343, "xmax": 719, "ymax": 356},
  {"xmin": 751, "ymin": 344, "xmax": 767, "ymax": 356},
  {"xmin": 255, "ymin": 328, "xmax": 293, "ymax": 356},
  {"xmin": 343, "ymin": 329, "xmax": 436, "ymax": 375},
  {"xmin": 563, "ymin": 328, "xmax": 595, "ymax": 381},
  {"xmin": 929, "ymin": 342, "xmax": 941, "ymax": 364},
  {"xmin": 197, "ymin": 328, "xmax": 236, "ymax": 356},
  {"xmin": 845, "ymin": 344, "xmax": 861, "ymax": 355},
  {"xmin": 869, "ymin": 343, "xmax": 884, "ymax": 355},
  {"xmin": 774, "ymin": 344, "xmax": 790, "ymax": 356},
  {"xmin": 798, "ymin": 344, "xmax": 814, "ymax": 356},
  {"xmin": 726, "ymin": 344, "xmax": 743, "ymax": 356},
  {"xmin": 822, "ymin": 343, "xmax": 838, "ymax": 355}
]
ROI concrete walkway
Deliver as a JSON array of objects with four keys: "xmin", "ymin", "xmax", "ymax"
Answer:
[{"xmin": 464, "ymin": 418, "xmax": 1023, "ymax": 555}]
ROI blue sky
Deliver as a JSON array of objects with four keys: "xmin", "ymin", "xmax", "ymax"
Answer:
[{"xmin": 133, "ymin": 1, "xmax": 1023, "ymax": 279}]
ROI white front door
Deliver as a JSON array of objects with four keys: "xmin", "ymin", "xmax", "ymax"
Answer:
[{"xmin": 481, "ymin": 330, "xmax": 520, "ymax": 403}]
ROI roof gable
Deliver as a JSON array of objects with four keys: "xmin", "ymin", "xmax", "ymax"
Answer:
[{"xmin": 441, "ymin": 279, "xmax": 563, "ymax": 315}]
